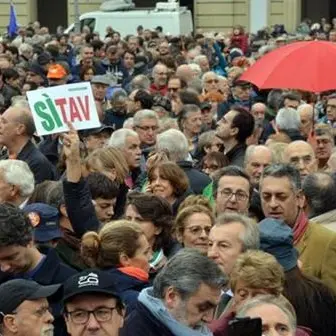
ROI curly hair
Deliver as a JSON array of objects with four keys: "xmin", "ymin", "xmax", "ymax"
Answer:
[
  {"xmin": 0, "ymin": 203, "xmax": 32, "ymax": 247},
  {"xmin": 126, "ymin": 192, "xmax": 174, "ymax": 253}
]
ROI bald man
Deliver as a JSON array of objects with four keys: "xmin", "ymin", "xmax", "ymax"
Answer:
[
  {"xmin": 284, "ymin": 140, "xmax": 318, "ymax": 181},
  {"xmin": 0, "ymin": 106, "xmax": 57, "ymax": 183},
  {"xmin": 298, "ymin": 104, "xmax": 314, "ymax": 139},
  {"xmin": 245, "ymin": 145, "xmax": 273, "ymax": 189}
]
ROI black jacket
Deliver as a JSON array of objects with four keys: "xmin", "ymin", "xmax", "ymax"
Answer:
[
  {"xmin": 0, "ymin": 247, "xmax": 76, "ymax": 336},
  {"xmin": 226, "ymin": 143, "xmax": 247, "ymax": 168},
  {"xmin": 63, "ymin": 178, "xmax": 100, "ymax": 238},
  {"xmin": 17, "ymin": 140, "xmax": 58, "ymax": 184},
  {"xmin": 120, "ymin": 302, "xmax": 175, "ymax": 336},
  {"xmin": 177, "ymin": 160, "xmax": 211, "ymax": 195}
]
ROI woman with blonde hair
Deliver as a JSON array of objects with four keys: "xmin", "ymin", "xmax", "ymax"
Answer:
[
  {"xmin": 174, "ymin": 204, "xmax": 215, "ymax": 255},
  {"xmin": 84, "ymin": 147, "xmax": 129, "ymax": 218},
  {"xmin": 81, "ymin": 220, "xmax": 152, "ymax": 314}
]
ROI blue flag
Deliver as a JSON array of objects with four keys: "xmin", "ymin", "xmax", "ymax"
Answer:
[{"xmin": 8, "ymin": 1, "xmax": 18, "ymax": 38}]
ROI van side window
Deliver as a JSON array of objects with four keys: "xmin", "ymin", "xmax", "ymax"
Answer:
[{"xmin": 80, "ymin": 18, "xmax": 96, "ymax": 32}]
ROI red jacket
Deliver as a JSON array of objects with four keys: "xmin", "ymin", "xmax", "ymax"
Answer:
[
  {"xmin": 149, "ymin": 83, "xmax": 168, "ymax": 96},
  {"xmin": 209, "ymin": 312, "xmax": 312, "ymax": 336},
  {"xmin": 230, "ymin": 34, "xmax": 249, "ymax": 54}
]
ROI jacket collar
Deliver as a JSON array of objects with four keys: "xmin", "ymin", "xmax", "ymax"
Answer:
[{"xmin": 295, "ymin": 222, "xmax": 312, "ymax": 255}]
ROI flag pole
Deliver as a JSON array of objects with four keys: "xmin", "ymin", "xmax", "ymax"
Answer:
[{"xmin": 74, "ymin": 0, "xmax": 80, "ymax": 34}]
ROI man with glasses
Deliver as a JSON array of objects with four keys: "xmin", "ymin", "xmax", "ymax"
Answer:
[
  {"xmin": 213, "ymin": 166, "xmax": 253, "ymax": 216},
  {"xmin": 202, "ymin": 71, "xmax": 220, "ymax": 94},
  {"xmin": 150, "ymin": 64, "xmax": 168, "ymax": 96},
  {"xmin": 63, "ymin": 269, "xmax": 125, "ymax": 336},
  {"xmin": 133, "ymin": 109, "xmax": 159, "ymax": 161},
  {"xmin": 0, "ymin": 279, "xmax": 61, "ymax": 336},
  {"xmin": 167, "ymin": 76, "xmax": 184, "ymax": 100}
]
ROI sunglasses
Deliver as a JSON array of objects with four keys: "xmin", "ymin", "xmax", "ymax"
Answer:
[{"xmin": 206, "ymin": 79, "xmax": 219, "ymax": 84}]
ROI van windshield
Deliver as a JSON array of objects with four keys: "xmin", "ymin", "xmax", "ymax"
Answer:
[{"xmin": 80, "ymin": 18, "xmax": 96, "ymax": 32}]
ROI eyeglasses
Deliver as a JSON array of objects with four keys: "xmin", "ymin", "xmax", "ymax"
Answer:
[
  {"xmin": 206, "ymin": 79, "xmax": 219, "ymax": 84},
  {"xmin": 135, "ymin": 125, "xmax": 159, "ymax": 132},
  {"xmin": 185, "ymin": 226, "xmax": 212, "ymax": 236},
  {"xmin": 168, "ymin": 87, "xmax": 179, "ymax": 92},
  {"xmin": 219, "ymin": 189, "xmax": 249, "ymax": 202},
  {"xmin": 67, "ymin": 307, "xmax": 117, "ymax": 325}
]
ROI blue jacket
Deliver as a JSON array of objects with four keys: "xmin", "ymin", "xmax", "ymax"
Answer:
[
  {"xmin": 107, "ymin": 268, "xmax": 149, "ymax": 315},
  {"xmin": 120, "ymin": 302, "xmax": 175, "ymax": 336}
]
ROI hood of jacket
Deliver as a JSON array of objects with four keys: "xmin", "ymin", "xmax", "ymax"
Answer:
[{"xmin": 138, "ymin": 287, "xmax": 213, "ymax": 336}]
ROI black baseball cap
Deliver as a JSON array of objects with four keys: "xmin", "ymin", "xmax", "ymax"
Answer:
[
  {"xmin": 0, "ymin": 279, "xmax": 61, "ymax": 316},
  {"xmin": 63, "ymin": 269, "xmax": 121, "ymax": 303},
  {"xmin": 79, "ymin": 124, "xmax": 114, "ymax": 138}
]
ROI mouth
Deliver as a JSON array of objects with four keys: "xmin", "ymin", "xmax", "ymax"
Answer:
[{"xmin": 268, "ymin": 213, "xmax": 283, "ymax": 219}]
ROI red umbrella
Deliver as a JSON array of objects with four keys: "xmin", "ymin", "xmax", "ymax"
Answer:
[{"xmin": 240, "ymin": 40, "xmax": 336, "ymax": 93}]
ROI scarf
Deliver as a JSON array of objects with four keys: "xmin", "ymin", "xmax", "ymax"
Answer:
[
  {"xmin": 293, "ymin": 210, "xmax": 309, "ymax": 245},
  {"xmin": 139, "ymin": 287, "xmax": 213, "ymax": 336},
  {"xmin": 118, "ymin": 266, "xmax": 149, "ymax": 282}
]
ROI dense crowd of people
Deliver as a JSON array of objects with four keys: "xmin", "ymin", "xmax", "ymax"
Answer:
[{"xmin": 0, "ymin": 16, "xmax": 335, "ymax": 336}]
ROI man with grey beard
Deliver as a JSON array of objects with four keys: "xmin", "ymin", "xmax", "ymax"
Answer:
[{"xmin": 0, "ymin": 279, "xmax": 61, "ymax": 336}]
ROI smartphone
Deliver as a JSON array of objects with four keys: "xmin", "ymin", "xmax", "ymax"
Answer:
[{"xmin": 228, "ymin": 317, "xmax": 262, "ymax": 336}]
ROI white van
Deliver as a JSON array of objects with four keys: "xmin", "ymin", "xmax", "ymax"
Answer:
[{"xmin": 65, "ymin": 0, "xmax": 193, "ymax": 37}]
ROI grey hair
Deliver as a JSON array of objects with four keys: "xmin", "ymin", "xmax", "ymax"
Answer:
[
  {"xmin": 297, "ymin": 103, "xmax": 318, "ymax": 122},
  {"xmin": 18, "ymin": 43, "xmax": 33, "ymax": 56},
  {"xmin": 0, "ymin": 160, "xmax": 34, "ymax": 197},
  {"xmin": 236, "ymin": 295, "xmax": 297, "ymax": 331},
  {"xmin": 130, "ymin": 74, "xmax": 151, "ymax": 91},
  {"xmin": 193, "ymin": 54, "xmax": 208, "ymax": 65},
  {"xmin": 133, "ymin": 109, "xmax": 158, "ymax": 127},
  {"xmin": 156, "ymin": 129, "xmax": 189, "ymax": 162},
  {"xmin": 152, "ymin": 63, "xmax": 167, "ymax": 76},
  {"xmin": 198, "ymin": 130, "xmax": 217, "ymax": 152},
  {"xmin": 189, "ymin": 63, "xmax": 202, "ymax": 78},
  {"xmin": 202, "ymin": 71, "xmax": 218, "ymax": 86},
  {"xmin": 244, "ymin": 145, "xmax": 274, "ymax": 167},
  {"xmin": 215, "ymin": 213, "xmax": 260, "ymax": 251},
  {"xmin": 275, "ymin": 107, "xmax": 300, "ymax": 131},
  {"xmin": 108, "ymin": 129, "xmax": 138, "ymax": 149},
  {"xmin": 303, "ymin": 172, "xmax": 336, "ymax": 218},
  {"xmin": 153, "ymin": 248, "xmax": 227, "ymax": 300},
  {"xmin": 260, "ymin": 164, "xmax": 301, "ymax": 192},
  {"xmin": 110, "ymin": 89, "xmax": 128, "ymax": 105},
  {"xmin": 123, "ymin": 118, "xmax": 134, "ymax": 129}
]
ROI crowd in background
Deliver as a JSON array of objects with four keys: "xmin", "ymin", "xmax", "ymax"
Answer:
[{"xmin": 0, "ymin": 15, "xmax": 335, "ymax": 336}]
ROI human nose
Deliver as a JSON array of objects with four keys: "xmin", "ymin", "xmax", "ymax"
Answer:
[
  {"xmin": 269, "ymin": 196, "xmax": 279, "ymax": 209},
  {"xmin": 87, "ymin": 313, "xmax": 100, "ymax": 330},
  {"xmin": 201, "ymin": 309, "xmax": 215, "ymax": 323},
  {"xmin": 45, "ymin": 309, "xmax": 54, "ymax": 323},
  {"xmin": 208, "ymin": 244, "xmax": 218, "ymax": 258}
]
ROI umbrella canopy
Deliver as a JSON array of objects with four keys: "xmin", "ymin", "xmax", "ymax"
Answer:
[{"xmin": 240, "ymin": 40, "xmax": 336, "ymax": 93}]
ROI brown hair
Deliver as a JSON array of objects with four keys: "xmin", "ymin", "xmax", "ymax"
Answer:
[
  {"xmin": 148, "ymin": 162, "xmax": 189, "ymax": 197},
  {"xmin": 81, "ymin": 220, "xmax": 144, "ymax": 268},
  {"xmin": 230, "ymin": 250, "xmax": 285, "ymax": 296},
  {"xmin": 79, "ymin": 65, "xmax": 96, "ymax": 81},
  {"xmin": 126, "ymin": 192, "xmax": 174, "ymax": 252},
  {"xmin": 174, "ymin": 204, "xmax": 215, "ymax": 237},
  {"xmin": 85, "ymin": 147, "xmax": 129, "ymax": 184}
]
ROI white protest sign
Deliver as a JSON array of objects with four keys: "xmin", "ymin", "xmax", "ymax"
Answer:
[{"xmin": 27, "ymin": 82, "xmax": 100, "ymax": 136}]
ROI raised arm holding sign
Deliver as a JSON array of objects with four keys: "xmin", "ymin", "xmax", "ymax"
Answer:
[{"xmin": 27, "ymin": 83, "xmax": 100, "ymax": 136}]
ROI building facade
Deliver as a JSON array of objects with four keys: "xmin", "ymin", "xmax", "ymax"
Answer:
[{"xmin": 0, "ymin": 0, "xmax": 334, "ymax": 35}]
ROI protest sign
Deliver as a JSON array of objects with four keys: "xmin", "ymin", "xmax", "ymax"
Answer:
[{"xmin": 27, "ymin": 83, "xmax": 100, "ymax": 136}]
